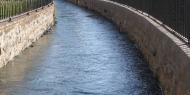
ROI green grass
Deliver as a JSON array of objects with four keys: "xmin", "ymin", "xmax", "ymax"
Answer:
[{"xmin": 0, "ymin": 0, "xmax": 51, "ymax": 20}]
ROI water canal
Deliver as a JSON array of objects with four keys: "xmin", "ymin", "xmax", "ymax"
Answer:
[{"xmin": 0, "ymin": 0, "xmax": 162, "ymax": 95}]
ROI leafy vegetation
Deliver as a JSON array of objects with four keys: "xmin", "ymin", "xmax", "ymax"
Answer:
[{"xmin": 0, "ymin": 0, "xmax": 52, "ymax": 20}]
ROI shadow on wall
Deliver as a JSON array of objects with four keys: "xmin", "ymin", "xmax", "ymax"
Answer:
[{"xmin": 68, "ymin": 0, "xmax": 190, "ymax": 95}]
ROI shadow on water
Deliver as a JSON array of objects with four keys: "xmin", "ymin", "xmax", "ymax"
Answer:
[
  {"xmin": 0, "ymin": 31, "xmax": 55, "ymax": 95},
  {"xmin": 0, "ymin": 0, "xmax": 162, "ymax": 95},
  {"xmin": 69, "ymin": 3, "xmax": 163, "ymax": 94}
]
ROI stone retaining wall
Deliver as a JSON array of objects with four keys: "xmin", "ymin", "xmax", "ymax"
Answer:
[
  {"xmin": 68, "ymin": 0, "xmax": 190, "ymax": 95},
  {"xmin": 0, "ymin": 4, "xmax": 55, "ymax": 68}
]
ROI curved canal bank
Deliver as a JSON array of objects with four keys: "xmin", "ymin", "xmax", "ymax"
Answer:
[
  {"xmin": 68, "ymin": 0, "xmax": 190, "ymax": 95},
  {"xmin": 0, "ymin": 4, "xmax": 54, "ymax": 68},
  {"xmin": 0, "ymin": 0, "xmax": 162, "ymax": 95}
]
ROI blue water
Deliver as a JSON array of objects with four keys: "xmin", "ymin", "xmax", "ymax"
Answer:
[{"xmin": 0, "ymin": 0, "xmax": 162, "ymax": 95}]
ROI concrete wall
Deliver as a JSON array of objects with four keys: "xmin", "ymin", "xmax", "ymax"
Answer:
[
  {"xmin": 0, "ymin": 4, "xmax": 54, "ymax": 68},
  {"xmin": 68, "ymin": 0, "xmax": 190, "ymax": 95}
]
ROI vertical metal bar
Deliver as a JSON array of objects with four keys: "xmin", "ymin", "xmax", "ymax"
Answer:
[
  {"xmin": 3, "ymin": 0, "xmax": 4, "ymax": 19},
  {"xmin": 0, "ymin": 0, "xmax": 53, "ymax": 21},
  {"xmin": 5, "ymin": 0, "xmax": 7, "ymax": 18},
  {"xmin": 0, "ymin": 0, "xmax": 1, "ymax": 20}
]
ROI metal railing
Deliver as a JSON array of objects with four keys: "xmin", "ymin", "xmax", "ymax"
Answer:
[
  {"xmin": 112, "ymin": 0, "xmax": 190, "ymax": 42},
  {"xmin": 0, "ymin": 0, "xmax": 53, "ymax": 20}
]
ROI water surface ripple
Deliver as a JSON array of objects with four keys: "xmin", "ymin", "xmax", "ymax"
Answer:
[{"xmin": 0, "ymin": 0, "xmax": 162, "ymax": 95}]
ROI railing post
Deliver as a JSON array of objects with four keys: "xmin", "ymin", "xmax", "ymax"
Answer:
[{"xmin": 0, "ymin": 0, "xmax": 53, "ymax": 21}]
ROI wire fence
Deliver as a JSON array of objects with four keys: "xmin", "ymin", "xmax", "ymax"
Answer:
[
  {"xmin": 112, "ymin": 0, "xmax": 190, "ymax": 42},
  {"xmin": 0, "ymin": 0, "xmax": 53, "ymax": 20}
]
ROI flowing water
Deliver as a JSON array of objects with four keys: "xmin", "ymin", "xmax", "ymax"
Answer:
[{"xmin": 0, "ymin": 0, "xmax": 162, "ymax": 95}]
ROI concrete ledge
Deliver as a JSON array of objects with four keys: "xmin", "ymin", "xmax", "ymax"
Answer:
[
  {"xmin": 68, "ymin": 0, "xmax": 190, "ymax": 95},
  {"xmin": 0, "ymin": 4, "xmax": 55, "ymax": 68}
]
